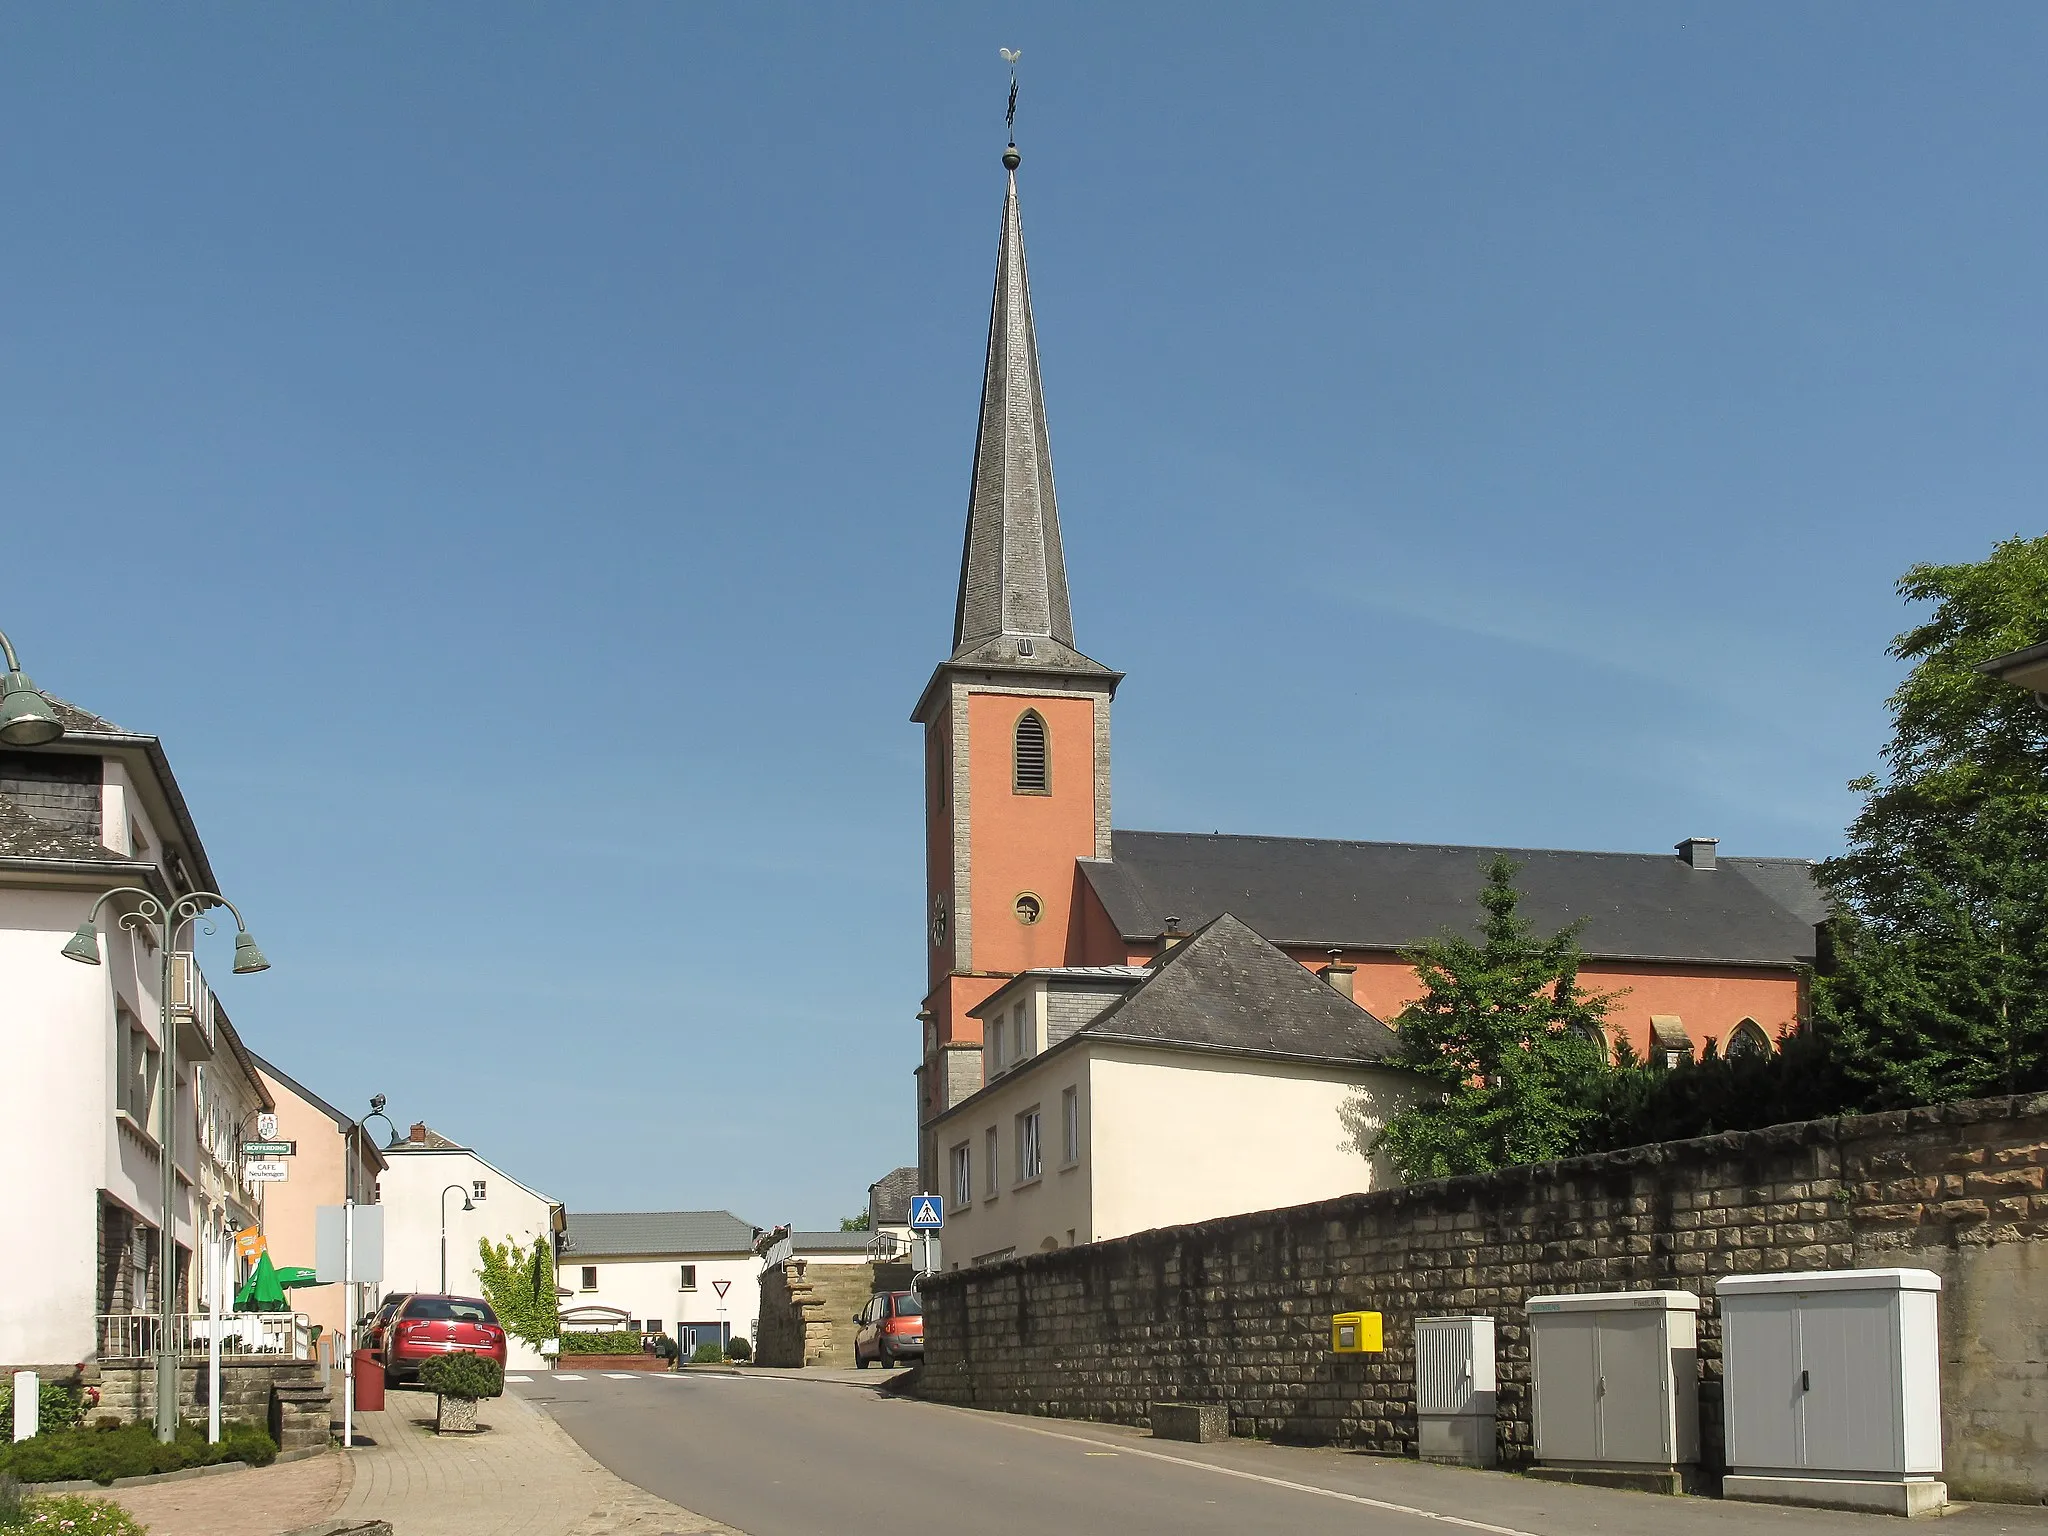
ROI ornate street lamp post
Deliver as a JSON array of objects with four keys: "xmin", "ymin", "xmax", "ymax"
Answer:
[
  {"xmin": 440, "ymin": 1185, "xmax": 475, "ymax": 1293},
  {"xmin": 63, "ymin": 888, "xmax": 270, "ymax": 1442}
]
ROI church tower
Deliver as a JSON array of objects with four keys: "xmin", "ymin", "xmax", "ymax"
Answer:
[{"xmin": 911, "ymin": 139, "xmax": 1120, "ymax": 1189}]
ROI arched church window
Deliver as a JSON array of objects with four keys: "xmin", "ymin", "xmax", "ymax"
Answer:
[
  {"xmin": 1568, "ymin": 1020, "xmax": 1609, "ymax": 1061},
  {"xmin": 1726, "ymin": 1018, "xmax": 1772, "ymax": 1059},
  {"xmin": 1014, "ymin": 710, "xmax": 1049, "ymax": 794}
]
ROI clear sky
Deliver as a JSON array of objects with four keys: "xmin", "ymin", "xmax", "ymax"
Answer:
[{"xmin": 3, "ymin": 6, "xmax": 2042, "ymax": 1228}]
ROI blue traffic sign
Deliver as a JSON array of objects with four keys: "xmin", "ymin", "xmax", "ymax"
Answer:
[{"xmin": 908, "ymin": 1195, "xmax": 944, "ymax": 1230}]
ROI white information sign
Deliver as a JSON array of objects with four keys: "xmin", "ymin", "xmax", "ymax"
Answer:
[{"xmin": 246, "ymin": 1160, "xmax": 289, "ymax": 1182}]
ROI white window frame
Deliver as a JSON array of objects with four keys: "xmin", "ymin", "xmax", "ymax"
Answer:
[
  {"xmin": 1011, "ymin": 1002, "xmax": 1027, "ymax": 1063},
  {"xmin": 983, "ymin": 1126, "xmax": 999, "ymax": 1199},
  {"xmin": 1016, "ymin": 1107, "xmax": 1042, "ymax": 1184},
  {"xmin": 951, "ymin": 1143, "xmax": 972, "ymax": 1208},
  {"xmin": 1061, "ymin": 1085, "xmax": 1080, "ymax": 1166}
]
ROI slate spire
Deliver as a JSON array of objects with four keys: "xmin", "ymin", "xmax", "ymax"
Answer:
[{"xmin": 951, "ymin": 143, "xmax": 1079, "ymax": 663}]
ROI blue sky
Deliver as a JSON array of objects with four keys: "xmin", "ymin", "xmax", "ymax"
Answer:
[{"xmin": 3, "ymin": 6, "xmax": 2042, "ymax": 1226}]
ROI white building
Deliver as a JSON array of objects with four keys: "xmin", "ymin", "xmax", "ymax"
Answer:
[
  {"xmin": 377, "ymin": 1122, "xmax": 563, "ymax": 1370},
  {"xmin": 557, "ymin": 1211, "xmax": 762, "ymax": 1356},
  {"xmin": 930, "ymin": 913, "xmax": 1418, "ymax": 1269},
  {"xmin": 0, "ymin": 692, "xmax": 279, "ymax": 1372}
]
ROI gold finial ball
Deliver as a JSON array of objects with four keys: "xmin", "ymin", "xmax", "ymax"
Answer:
[{"xmin": 1003, "ymin": 144, "xmax": 1021, "ymax": 170}]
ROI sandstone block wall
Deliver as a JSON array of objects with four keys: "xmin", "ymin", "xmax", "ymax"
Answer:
[
  {"xmin": 755, "ymin": 1260, "xmax": 886, "ymax": 1368},
  {"xmin": 919, "ymin": 1094, "xmax": 2048, "ymax": 1503}
]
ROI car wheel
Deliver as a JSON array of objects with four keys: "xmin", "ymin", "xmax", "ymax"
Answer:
[{"xmin": 855, "ymin": 1347, "xmax": 869, "ymax": 1369}]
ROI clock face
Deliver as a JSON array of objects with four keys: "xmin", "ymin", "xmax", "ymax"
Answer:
[{"xmin": 929, "ymin": 893, "xmax": 949, "ymax": 949}]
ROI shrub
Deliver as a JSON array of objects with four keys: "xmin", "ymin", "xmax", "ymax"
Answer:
[
  {"xmin": 648, "ymin": 1335, "xmax": 679, "ymax": 1362},
  {"xmin": 0, "ymin": 1492, "xmax": 148, "ymax": 1534},
  {"xmin": 418, "ymin": 1353, "xmax": 503, "ymax": 1401},
  {"xmin": 0, "ymin": 1420, "xmax": 275, "ymax": 1486},
  {"xmin": 556, "ymin": 1332, "xmax": 643, "ymax": 1355},
  {"xmin": 725, "ymin": 1336, "xmax": 752, "ymax": 1363},
  {"xmin": 0, "ymin": 1384, "xmax": 85, "ymax": 1439},
  {"xmin": 690, "ymin": 1343, "xmax": 725, "ymax": 1365}
]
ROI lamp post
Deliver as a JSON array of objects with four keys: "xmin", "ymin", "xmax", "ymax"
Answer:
[
  {"xmin": 440, "ymin": 1185, "xmax": 475, "ymax": 1293},
  {"xmin": 0, "ymin": 629, "xmax": 65, "ymax": 747},
  {"xmin": 62, "ymin": 888, "xmax": 270, "ymax": 1443}
]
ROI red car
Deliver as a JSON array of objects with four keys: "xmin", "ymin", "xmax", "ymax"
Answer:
[
  {"xmin": 378, "ymin": 1294, "xmax": 507, "ymax": 1385},
  {"xmin": 852, "ymin": 1290, "xmax": 924, "ymax": 1369}
]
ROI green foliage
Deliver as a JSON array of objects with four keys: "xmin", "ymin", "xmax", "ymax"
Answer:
[
  {"xmin": 557, "ymin": 1332, "xmax": 644, "ymax": 1355},
  {"xmin": 476, "ymin": 1235, "xmax": 560, "ymax": 1352},
  {"xmin": 0, "ymin": 1420, "xmax": 275, "ymax": 1486},
  {"xmin": 690, "ymin": 1343, "xmax": 725, "ymax": 1364},
  {"xmin": 0, "ymin": 1384, "xmax": 84, "ymax": 1439},
  {"xmin": 1363, "ymin": 855, "xmax": 1617, "ymax": 1181},
  {"xmin": 1817, "ymin": 535, "xmax": 2048, "ymax": 1107},
  {"xmin": 1571, "ymin": 1023, "xmax": 1858, "ymax": 1152},
  {"xmin": 0, "ymin": 1491, "xmax": 149, "ymax": 1534},
  {"xmin": 839, "ymin": 1212, "xmax": 870, "ymax": 1231},
  {"xmin": 725, "ymin": 1336, "xmax": 752, "ymax": 1363},
  {"xmin": 418, "ymin": 1353, "xmax": 503, "ymax": 1401}
]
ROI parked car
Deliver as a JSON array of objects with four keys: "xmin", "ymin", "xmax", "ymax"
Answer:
[
  {"xmin": 361, "ymin": 1293, "xmax": 414, "ymax": 1355},
  {"xmin": 852, "ymin": 1290, "xmax": 923, "ymax": 1369},
  {"xmin": 378, "ymin": 1294, "xmax": 508, "ymax": 1385}
]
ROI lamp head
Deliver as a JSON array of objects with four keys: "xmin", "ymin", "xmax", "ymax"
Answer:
[
  {"xmin": 0, "ymin": 670, "xmax": 64, "ymax": 747},
  {"xmin": 462, "ymin": 1197, "xmax": 475, "ymax": 1212},
  {"xmin": 60, "ymin": 921, "xmax": 102, "ymax": 965},
  {"xmin": 231, "ymin": 930, "xmax": 271, "ymax": 974}
]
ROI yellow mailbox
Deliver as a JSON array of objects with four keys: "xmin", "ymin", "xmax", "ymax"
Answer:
[{"xmin": 1332, "ymin": 1311, "xmax": 1383, "ymax": 1353}]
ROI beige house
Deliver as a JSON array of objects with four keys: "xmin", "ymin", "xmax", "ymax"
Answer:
[{"xmin": 932, "ymin": 913, "xmax": 1417, "ymax": 1269}]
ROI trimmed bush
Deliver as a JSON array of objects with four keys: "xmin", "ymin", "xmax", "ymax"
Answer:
[
  {"xmin": 725, "ymin": 1336, "xmax": 752, "ymax": 1363},
  {"xmin": 419, "ymin": 1353, "xmax": 503, "ymax": 1401},
  {"xmin": 690, "ymin": 1342, "xmax": 725, "ymax": 1365},
  {"xmin": 0, "ymin": 1421, "xmax": 275, "ymax": 1487},
  {"xmin": 557, "ymin": 1332, "xmax": 644, "ymax": 1355},
  {"xmin": 0, "ymin": 1491, "xmax": 149, "ymax": 1534}
]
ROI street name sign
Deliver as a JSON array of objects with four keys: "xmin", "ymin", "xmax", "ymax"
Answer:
[
  {"xmin": 909, "ymin": 1195, "xmax": 944, "ymax": 1230},
  {"xmin": 242, "ymin": 1140, "xmax": 296, "ymax": 1158},
  {"xmin": 246, "ymin": 1160, "xmax": 289, "ymax": 1182}
]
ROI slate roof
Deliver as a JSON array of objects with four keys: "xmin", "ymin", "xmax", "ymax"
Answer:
[
  {"xmin": 1080, "ymin": 831, "xmax": 1824, "ymax": 967},
  {"xmin": 791, "ymin": 1230, "xmax": 876, "ymax": 1253},
  {"xmin": 0, "ymin": 794, "xmax": 127, "ymax": 862},
  {"xmin": 560, "ymin": 1211, "xmax": 761, "ymax": 1258},
  {"xmin": 48, "ymin": 696, "xmax": 132, "ymax": 735},
  {"xmin": 868, "ymin": 1166, "xmax": 921, "ymax": 1226},
  {"xmin": 1076, "ymin": 912, "xmax": 1402, "ymax": 1064}
]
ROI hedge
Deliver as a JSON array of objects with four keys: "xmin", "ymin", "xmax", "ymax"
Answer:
[
  {"xmin": 556, "ymin": 1332, "xmax": 645, "ymax": 1356},
  {"xmin": 0, "ymin": 1421, "xmax": 276, "ymax": 1486}
]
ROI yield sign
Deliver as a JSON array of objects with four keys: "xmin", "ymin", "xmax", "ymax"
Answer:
[{"xmin": 713, "ymin": 1279, "xmax": 731, "ymax": 1298}]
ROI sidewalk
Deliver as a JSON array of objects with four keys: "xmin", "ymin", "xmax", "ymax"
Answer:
[{"xmin": 333, "ymin": 1386, "xmax": 739, "ymax": 1536}]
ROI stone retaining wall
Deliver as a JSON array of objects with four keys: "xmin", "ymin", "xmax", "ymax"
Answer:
[{"xmin": 918, "ymin": 1094, "xmax": 2048, "ymax": 1503}]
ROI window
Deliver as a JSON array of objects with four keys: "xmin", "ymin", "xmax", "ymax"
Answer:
[
  {"xmin": 895, "ymin": 1293, "xmax": 922, "ymax": 1316},
  {"xmin": 951, "ymin": 1143, "xmax": 972, "ymax": 1207},
  {"xmin": 1013, "ymin": 892, "xmax": 1043, "ymax": 925},
  {"xmin": 649, "ymin": 1319, "xmax": 663, "ymax": 1334},
  {"xmin": 679, "ymin": 1265, "xmax": 697, "ymax": 1291},
  {"xmin": 984, "ymin": 1127, "xmax": 999, "ymax": 1197},
  {"xmin": 1061, "ymin": 1086, "xmax": 1080, "ymax": 1165},
  {"xmin": 404, "ymin": 1297, "xmax": 498, "ymax": 1324},
  {"xmin": 1726, "ymin": 1018, "xmax": 1772, "ymax": 1060},
  {"xmin": 1011, "ymin": 1002, "xmax": 1028, "ymax": 1063},
  {"xmin": 1016, "ymin": 1108, "xmax": 1042, "ymax": 1183},
  {"xmin": 1013, "ymin": 710, "xmax": 1048, "ymax": 793},
  {"xmin": 991, "ymin": 1013, "xmax": 1007, "ymax": 1070},
  {"xmin": 580, "ymin": 1266, "xmax": 598, "ymax": 1291},
  {"xmin": 629, "ymin": 1318, "xmax": 642, "ymax": 1331},
  {"xmin": 472, "ymin": 1180, "xmax": 487, "ymax": 1201}
]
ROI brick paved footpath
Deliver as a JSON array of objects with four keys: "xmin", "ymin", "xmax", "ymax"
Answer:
[{"xmin": 101, "ymin": 1388, "xmax": 737, "ymax": 1536}]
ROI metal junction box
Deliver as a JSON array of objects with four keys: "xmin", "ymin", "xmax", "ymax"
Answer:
[
  {"xmin": 1717, "ymin": 1268, "xmax": 1946, "ymax": 1518},
  {"xmin": 1528, "ymin": 1290, "xmax": 1699, "ymax": 1486},
  {"xmin": 1415, "ymin": 1316, "xmax": 1496, "ymax": 1466}
]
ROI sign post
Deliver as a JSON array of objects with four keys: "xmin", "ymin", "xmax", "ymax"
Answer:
[
  {"xmin": 317, "ymin": 1204, "xmax": 383, "ymax": 1449},
  {"xmin": 908, "ymin": 1194, "xmax": 944, "ymax": 1276},
  {"xmin": 204, "ymin": 1234, "xmax": 225, "ymax": 1445}
]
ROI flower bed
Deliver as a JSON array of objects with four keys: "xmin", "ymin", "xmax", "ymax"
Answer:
[{"xmin": 0, "ymin": 1422, "xmax": 276, "ymax": 1487}]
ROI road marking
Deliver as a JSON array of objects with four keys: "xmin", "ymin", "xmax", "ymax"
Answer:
[
  {"xmin": 553, "ymin": 1373, "xmax": 586, "ymax": 1381},
  {"xmin": 504, "ymin": 1375, "xmax": 534, "ymax": 1384},
  {"xmin": 1006, "ymin": 1422, "xmax": 1544, "ymax": 1536},
  {"xmin": 602, "ymin": 1372, "xmax": 643, "ymax": 1380}
]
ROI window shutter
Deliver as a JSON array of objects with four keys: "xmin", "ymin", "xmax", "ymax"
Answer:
[{"xmin": 1013, "ymin": 711, "xmax": 1048, "ymax": 792}]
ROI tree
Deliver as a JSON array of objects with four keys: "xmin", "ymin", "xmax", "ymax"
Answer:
[
  {"xmin": 1364, "ymin": 855, "xmax": 1617, "ymax": 1181},
  {"xmin": 839, "ymin": 1212, "xmax": 870, "ymax": 1232},
  {"xmin": 476, "ymin": 1235, "xmax": 560, "ymax": 1351},
  {"xmin": 1816, "ymin": 535, "xmax": 2048, "ymax": 1106}
]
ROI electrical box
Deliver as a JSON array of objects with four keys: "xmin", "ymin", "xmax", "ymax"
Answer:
[
  {"xmin": 1717, "ymin": 1268, "xmax": 1946, "ymax": 1518},
  {"xmin": 1415, "ymin": 1316, "xmax": 1496, "ymax": 1466},
  {"xmin": 1331, "ymin": 1311, "xmax": 1382, "ymax": 1353},
  {"xmin": 1528, "ymin": 1290, "xmax": 1699, "ymax": 1479}
]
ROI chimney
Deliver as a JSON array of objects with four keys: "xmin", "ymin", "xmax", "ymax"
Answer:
[
  {"xmin": 1156, "ymin": 916, "xmax": 1187, "ymax": 957},
  {"xmin": 409, "ymin": 1121, "xmax": 428, "ymax": 1145},
  {"xmin": 1676, "ymin": 837, "xmax": 1718, "ymax": 870},
  {"xmin": 1319, "ymin": 947, "xmax": 1356, "ymax": 1001}
]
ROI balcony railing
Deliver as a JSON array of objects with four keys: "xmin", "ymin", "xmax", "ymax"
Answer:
[
  {"xmin": 97, "ymin": 1312, "xmax": 310, "ymax": 1361},
  {"xmin": 867, "ymin": 1230, "xmax": 912, "ymax": 1262}
]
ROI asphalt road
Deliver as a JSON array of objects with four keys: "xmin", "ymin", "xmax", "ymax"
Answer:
[{"xmin": 521, "ymin": 1369, "xmax": 2048, "ymax": 1536}]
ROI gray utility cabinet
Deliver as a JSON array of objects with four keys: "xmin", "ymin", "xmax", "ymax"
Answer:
[
  {"xmin": 1528, "ymin": 1290, "xmax": 1699, "ymax": 1479},
  {"xmin": 1717, "ymin": 1268, "xmax": 1946, "ymax": 1518},
  {"xmin": 1415, "ymin": 1316, "xmax": 1496, "ymax": 1466}
]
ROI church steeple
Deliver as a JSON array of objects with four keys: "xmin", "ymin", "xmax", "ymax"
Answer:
[{"xmin": 950, "ymin": 144, "xmax": 1098, "ymax": 673}]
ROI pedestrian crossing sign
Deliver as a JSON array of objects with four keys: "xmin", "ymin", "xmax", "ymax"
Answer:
[{"xmin": 909, "ymin": 1195, "xmax": 944, "ymax": 1230}]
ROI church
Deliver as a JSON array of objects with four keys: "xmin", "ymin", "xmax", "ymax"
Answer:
[{"xmin": 910, "ymin": 137, "xmax": 1825, "ymax": 1228}]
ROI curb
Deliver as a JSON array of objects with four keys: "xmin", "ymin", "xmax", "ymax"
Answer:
[{"xmin": 31, "ymin": 1445, "xmax": 327, "ymax": 1495}]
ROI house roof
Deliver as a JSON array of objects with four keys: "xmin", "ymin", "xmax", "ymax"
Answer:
[
  {"xmin": 0, "ymin": 793, "xmax": 130, "ymax": 862},
  {"xmin": 790, "ymin": 1230, "xmax": 876, "ymax": 1253},
  {"xmin": 243, "ymin": 1049, "xmax": 386, "ymax": 1174},
  {"xmin": 560, "ymin": 1210, "xmax": 761, "ymax": 1258},
  {"xmin": 1080, "ymin": 830, "xmax": 1824, "ymax": 967},
  {"xmin": 867, "ymin": 1166, "xmax": 921, "ymax": 1226}
]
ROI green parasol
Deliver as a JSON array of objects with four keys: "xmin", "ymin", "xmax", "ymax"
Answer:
[
  {"xmin": 235, "ymin": 1250, "xmax": 289, "ymax": 1312},
  {"xmin": 274, "ymin": 1266, "xmax": 321, "ymax": 1289}
]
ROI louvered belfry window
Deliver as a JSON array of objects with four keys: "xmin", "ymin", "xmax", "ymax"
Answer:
[{"xmin": 1013, "ymin": 710, "xmax": 1049, "ymax": 793}]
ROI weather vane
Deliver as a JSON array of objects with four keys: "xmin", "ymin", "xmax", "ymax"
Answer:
[{"xmin": 1000, "ymin": 48, "xmax": 1021, "ymax": 144}]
